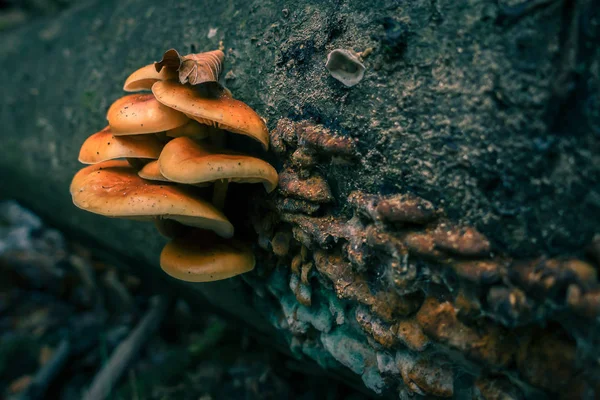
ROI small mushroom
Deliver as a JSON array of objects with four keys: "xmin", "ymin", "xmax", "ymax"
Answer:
[
  {"xmin": 70, "ymin": 160, "xmax": 233, "ymax": 238},
  {"xmin": 107, "ymin": 93, "xmax": 189, "ymax": 135},
  {"xmin": 155, "ymin": 48, "xmax": 225, "ymax": 86},
  {"xmin": 138, "ymin": 160, "xmax": 169, "ymax": 182},
  {"xmin": 160, "ymin": 230, "xmax": 255, "ymax": 282},
  {"xmin": 325, "ymin": 49, "xmax": 366, "ymax": 87},
  {"xmin": 78, "ymin": 126, "xmax": 163, "ymax": 164},
  {"xmin": 152, "ymin": 80, "xmax": 269, "ymax": 149},
  {"xmin": 123, "ymin": 63, "xmax": 178, "ymax": 92},
  {"xmin": 159, "ymin": 137, "xmax": 278, "ymax": 208},
  {"xmin": 138, "ymin": 160, "xmax": 211, "ymax": 187}
]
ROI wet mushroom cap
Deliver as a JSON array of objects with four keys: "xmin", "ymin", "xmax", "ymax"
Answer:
[
  {"xmin": 78, "ymin": 126, "xmax": 164, "ymax": 164},
  {"xmin": 160, "ymin": 232, "xmax": 255, "ymax": 282},
  {"xmin": 107, "ymin": 93, "xmax": 189, "ymax": 135},
  {"xmin": 70, "ymin": 160, "xmax": 234, "ymax": 238},
  {"xmin": 123, "ymin": 64, "xmax": 178, "ymax": 92},
  {"xmin": 152, "ymin": 81, "xmax": 269, "ymax": 150},
  {"xmin": 159, "ymin": 137, "xmax": 278, "ymax": 192}
]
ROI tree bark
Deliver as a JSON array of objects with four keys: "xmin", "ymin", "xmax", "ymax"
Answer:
[{"xmin": 1, "ymin": 0, "xmax": 599, "ymax": 398}]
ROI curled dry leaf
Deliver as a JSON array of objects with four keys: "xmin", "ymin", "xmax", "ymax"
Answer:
[
  {"xmin": 180, "ymin": 50, "xmax": 224, "ymax": 85},
  {"xmin": 154, "ymin": 49, "xmax": 182, "ymax": 72},
  {"xmin": 154, "ymin": 48, "xmax": 225, "ymax": 85}
]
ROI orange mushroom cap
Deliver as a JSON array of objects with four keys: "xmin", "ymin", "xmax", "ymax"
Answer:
[
  {"xmin": 78, "ymin": 126, "xmax": 163, "ymax": 164},
  {"xmin": 158, "ymin": 137, "xmax": 278, "ymax": 192},
  {"xmin": 70, "ymin": 160, "xmax": 233, "ymax": 238},
  {"xmin": 123, "ymin": 64, "xmax": 178, "ymax": 92},
  {"xmin": 152, "ymin": 81, "xmax": 269, "ymax": 150},
  {"xmin": 160, "ymin": 231, "xmax": 255, "ymax": 282},
  {"xmin": 138, "ymin": 160, "xmax": 211, "ymax": 187},
  {"xmin": 107, "ymin": 93, "xmax": 189, "ymax": 135},
  {"xmin": 138, "ymin": 160, "xmax": 169, "ymax": 182}
]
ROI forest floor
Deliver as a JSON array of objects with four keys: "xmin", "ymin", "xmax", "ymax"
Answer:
[{"xmin": 0, "ymin": 200, "xmax": 361, "ymax": 400}]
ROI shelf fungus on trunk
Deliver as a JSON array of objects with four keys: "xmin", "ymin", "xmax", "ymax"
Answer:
[
  {"xmin": 70, "ymin": 47, "xmax": 277, "ymax": 283},
  {"xmin": 245, "ymin": 116, "xmax": 600, "ymax": 397}
]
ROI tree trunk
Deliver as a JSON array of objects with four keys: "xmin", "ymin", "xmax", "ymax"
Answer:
[{"xmin": 1, "ymin": 0, "xmax": 599, "ymax": 398}]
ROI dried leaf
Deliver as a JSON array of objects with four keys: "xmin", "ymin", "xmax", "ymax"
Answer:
[
  {"xmin": 179, "ymin": 50, "xmax": 224, "ymax": 85},
  {"xmin": 154, "ymin": 49, "xmax": 224, "ymax": 86},
  {"xmin": 154, "ymin": 48, "xmax": 183, "ymax": 73}
]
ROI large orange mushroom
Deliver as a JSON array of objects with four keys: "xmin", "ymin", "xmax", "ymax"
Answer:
[
  {"xmin": 70, "ymin": 47, "xmax": 277, "ymax": 284},
  {"xmin": 152, "ymin": 81, "xmax": 269, "ymax": 150},
  {"xmin": 159, "ymin": 137, "xmax": 278, "ymax": 208},
  {"xmin": 70, "ymin": 160, "xmax": 233, "ymax": 238}
]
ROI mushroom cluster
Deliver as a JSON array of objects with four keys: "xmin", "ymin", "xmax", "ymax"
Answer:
[{"xmin": 70, "ymin": 49, "xmax": 278, "ymax": 283}]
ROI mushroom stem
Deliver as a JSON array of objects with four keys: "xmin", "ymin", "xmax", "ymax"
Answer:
[
  {"xmin": 154, "ymin": 218, "xmax": 186, "ymax": 238},
  {"xmin": 209, "ymin": 128, "xmax": 228, "ymax": 210},
  {"xmin": 212, "ymin": 180, "xmax": 229, "ymax": 210},
  {"xmin": 208, "ymin": 128, "xmax": 226, "ymax": 148},
  {"xmin": 126, "ymin": 157, "xmax": 149, "ymax": 170}
]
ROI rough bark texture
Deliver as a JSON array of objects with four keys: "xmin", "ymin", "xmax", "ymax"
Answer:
[{"xmin": 1, "ymin": 0, "xmax": 599, "ymax": 398}]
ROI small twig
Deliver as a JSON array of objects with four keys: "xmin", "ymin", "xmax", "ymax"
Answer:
[
  {"xmin": 17, "ymin": 339, "xmax": 71, "ymax": 400},
  {"xmin": 103, "ymin": 269, "xmax": 135, "ymax": 312},
  {"xmin": 83, "ymin": 296, "xmax": 169, "ymax": 400},
  {"xmin": 69, "ymin": 254, "xmax": 103, "ymax": 307}
]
